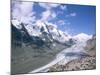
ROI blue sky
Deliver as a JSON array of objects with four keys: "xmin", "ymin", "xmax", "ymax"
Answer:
[
  {"xmin": 12, "ymin": 2, "xmax": 96, "ymax": 35},
  {"xmin": 34, "ymin": 3, "xmax": 96, "ymax": 35},
  {"xmin": 65, "ymin": 4, "xmax": 96, "ymax": 35}
]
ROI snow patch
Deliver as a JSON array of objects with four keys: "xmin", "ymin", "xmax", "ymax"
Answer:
[{"xmin": 73, "ymin": 33, "xmax": 92, "ymax": 43}]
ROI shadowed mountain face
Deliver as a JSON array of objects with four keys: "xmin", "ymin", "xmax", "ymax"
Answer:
[
  {"xmin": 85, "ymin": 34, "xmax": 96, "ymax": 50},
  {"xmin": 84, "ymin": 34, "xmax": 96, "ymax": 56},
  {"xmin": 11, "ymin": 20, "xmax": 95, "ymax": 74},
  {"xmin": 11, "ymin": 23, "xmax": 74, "ymax": 74}
]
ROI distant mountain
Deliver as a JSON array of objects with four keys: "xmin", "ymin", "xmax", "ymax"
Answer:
[{"xmin": 73, "ymin": 33, "xmax": 92, "ymax": 43}]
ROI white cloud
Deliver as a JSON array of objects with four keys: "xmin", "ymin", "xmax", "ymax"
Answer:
[
  {"xmin": 20, "ymin": 2, "xmax": 34, "ymax": 16},
  {"xmin": 49, "ymin": 3, "xmax": 60, "ymax": 7},
  {"xmin": 12, "ymin": 1, "xmax": 36, "ymax": 24},
  {"xmin": 39, "ymin": 3, "xmax": 58, "ymax": 22},
  {"xmin": 40, "ymin": 10, "xmax": 57, "ymax": 24},
  {"xmin": 66, "ymin": 12, "xmax": 77, "ymax": 17},
  {"xmin": 51, "ymin": 12, "xmax": 57, "ymax": 18},
  {"xmin": 39, "ymin": 2, "xmax": 60, "ymax": 9},
  {"xmin": 60, "ymin": 5, "xmax": 67, "ymax": 10},
  {"xmin": 70, "ymin": 12, "xmax": 77, "ymax": 17},
  {"xmin": 41, "ymin": 10, "xmax": 51, "ymax": 21},
  {"xmin": 39, "ymin": 3, "xmax": 49, "ymax": 9},
  {"xmin": 57, "ymin": 20, "xmax": 66, "ymax": 26}
]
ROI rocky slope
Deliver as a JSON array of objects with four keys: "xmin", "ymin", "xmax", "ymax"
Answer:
[
  {"xmin": 48, "ymin": 35, "xmax": 96, "ymax": 72},
  {"xmin": 48, "ymin": 56, "xmax": 95, "ymax": 72}
]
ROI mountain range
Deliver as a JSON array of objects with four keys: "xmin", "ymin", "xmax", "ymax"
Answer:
[{"xmin": 11, "ymin": 19, "xmax": 95, "ymax": 74}]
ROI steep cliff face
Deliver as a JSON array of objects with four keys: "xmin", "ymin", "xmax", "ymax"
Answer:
[{"xmin": 84, "ymin": 34, "xmax": 96, "ymax": 56}]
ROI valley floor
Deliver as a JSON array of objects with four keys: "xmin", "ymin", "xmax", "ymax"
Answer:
[{"xmin": 29, "ymin": 42, "xmax": 96, "ymax": 73}]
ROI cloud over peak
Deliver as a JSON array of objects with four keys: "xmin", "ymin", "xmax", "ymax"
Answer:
[
  {"xmin": 12, "ymin": 1, "xmax": 35, "ymax": 24},
  {"xmin": 11, "ymin": 1, "xmax": 74, "ymax": 35}
]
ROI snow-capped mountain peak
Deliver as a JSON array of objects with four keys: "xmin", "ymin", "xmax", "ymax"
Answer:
[
  {"xmin": 11, "ymin": 19, "xmax": 22, "ymax": 29},
  {"xmin": 11, "ymin": 19, "xmax": 71, "ymax": 43},
  {"xmin": 11, "ymin": 19, "xmax": 93, "ymax": 46},
  {"xmin": 73, "ymin": 33, "xmax": 92, "ymax": 42}
]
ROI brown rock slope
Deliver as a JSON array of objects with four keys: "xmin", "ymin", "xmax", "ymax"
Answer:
[
  {"xmin": 48, "ymin": 56, "xmax": 96, "ymax": 72},
  {"xmin": 48, "ymin": 35, "xmax": 96, "ymax": 72}
]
